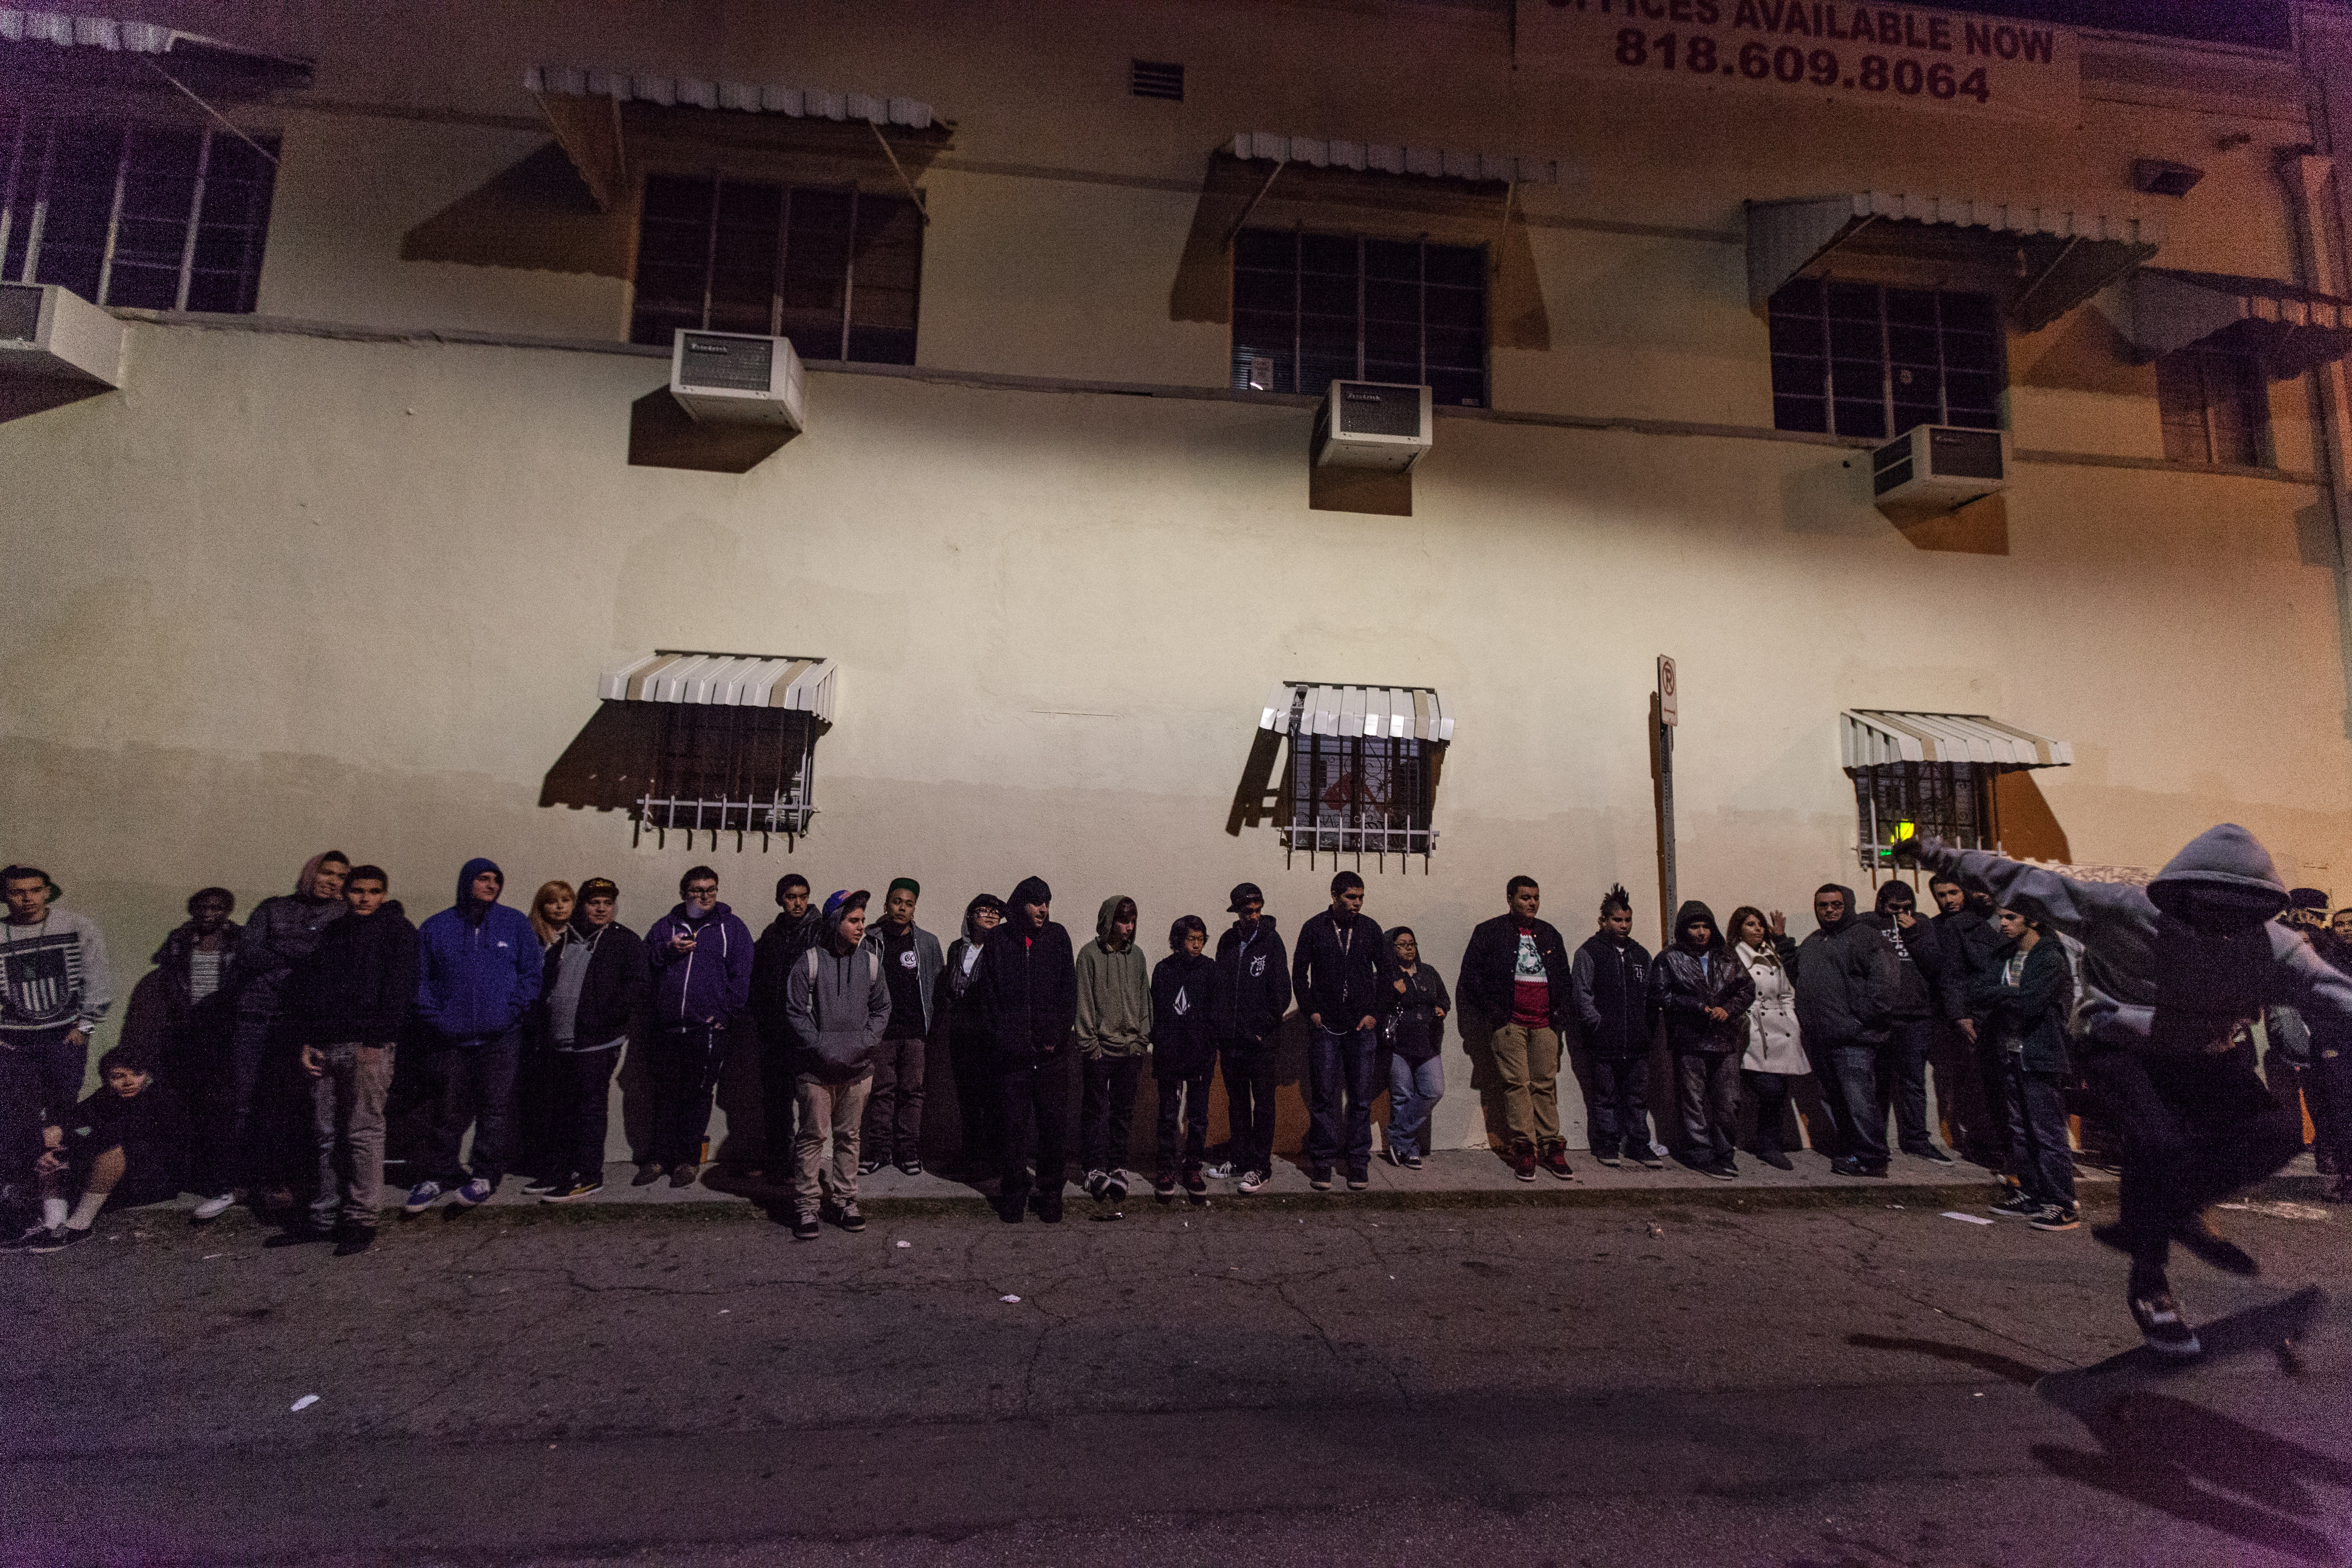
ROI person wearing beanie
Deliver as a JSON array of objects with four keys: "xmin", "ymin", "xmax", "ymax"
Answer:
[
  {"xmin": 749, "ymin": 873, "xmax": 824, "ymax": 1179},
  {"xmin": 1916, "ymin": 827, "xmax": 2352, "ymax": 1358},
  {"xmin": 1647, "ymin": 900, "xmax": 1754, "ymax": 1179},
  {"xmin": 858, "ymin": 877, "xmax": 943, "ymax": 1177},
  {"xmin": 1865, "ymin": 879, "xmax": 1957, "ymax": 1165},
  {"xmin": 1571, "ymin": 885, "xmax": 1657, "ymax": 1168},
  {"xmin": 1293, "ymin": 870, "xmax": 1391, "ymax": 1192},
  {"xmin": 1456, "ymin": 876, "xmax": 1576, "ymax": 1181},
  {"xmin": 1150, "ymin": 915, "xmax": 1217, "ymax": 1198},
  {"xmin": 1074, "ymin": 895, "xmax": 1150, "ymax": 1201},
  {"xmin": 638, "ymin": 867, "xmax": 753, "ymax": 1190},
  {"xmin": 975, "ymin": 876, "xmax": 1076, "ymax": 1222},
  {"xmin": 406, "ymin": 858, "xmax": 542, "ymax": 1214},
  {"xmin": 1379, "ymin": 926, "xmax": 1450, "ymax": 1171},
  {"xmin": 941, "ymin": 894, "xmax": 1006, "ymax": 1179},
  {"xmin": 784, "ymin": 890, "xmax": 892, "ymax": 1239},
  {"xmin": 9, "ymin": 1046, "xmax": 187, "ymax": 1254},
  {"xmin": 1207, "ymin": 882, "xmax": 1289, "ymax": 1194},
  {"xmin": 525, "ymin": 877, "xmax": 647, "ymax": 1205}
]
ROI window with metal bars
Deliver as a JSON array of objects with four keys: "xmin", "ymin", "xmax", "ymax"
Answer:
[
  {"xmin": 1131, "ymin": 59, "xmax": 1184, "ymax": 100},
  {"xmin": 1232, "ymin": 228, "xmax": 1488, "ymax": 408},
  {"xmin": 1851, "ymin": 763, "xmax": 2000, "ymax": 869},
  {"xmin": 2156, "ymin": 348, "xmax": 2267, "ymax": 467},
  {"xmin": 639, "ymin": 706, "xmax": 818, "ymax": 844},
  {"xmin": 0, "ymin": 110, "xmax": 277, "ymax": 312},
  {"xmin": 1283, "ymin": 733, "xmax": 1435, "ymax": 859},
  {"xmin": 629, "ymin": 171, "xmax": 921, "ymax": 365},
  {"xmin": 1769, "ymin": 279, "xmax": 2004, "ymax": 441}
]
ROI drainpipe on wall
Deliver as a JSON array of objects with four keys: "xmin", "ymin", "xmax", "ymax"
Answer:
[{"xmin": 2292, "ymin": 8, "xmax": 2352, "ymax": 739}]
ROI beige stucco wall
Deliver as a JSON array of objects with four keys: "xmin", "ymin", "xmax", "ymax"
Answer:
[{"xmin": 5, "ymin": 0, "xmax": 2349, "ymax": 1158}]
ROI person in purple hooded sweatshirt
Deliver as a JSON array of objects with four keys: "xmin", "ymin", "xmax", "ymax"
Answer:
[
  {"xmin": 403, "ymin": 858, "xmax": 540, "ymax": 1214},
  {"xmin": 639, "ymin": 866, "xmax": 753, "ymax": 1189}
]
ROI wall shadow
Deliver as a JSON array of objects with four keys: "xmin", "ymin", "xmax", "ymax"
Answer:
[
  {"xmin": 0, "ymin": 378, "xmax": 110, "ymax": 424},
  {"xmin": 1896, "ymin": 491, "xmax": 2009, "ymax": 555},
  {"xmin": 1224, "ymin": 728, "xmax": 1285, "ymax": 838},
  {"xmin": 541, "ymin": 699, "xmax": 659, "ymax": 814},
  {"xmin": 1309, "ymin": 462, "xmax": 1413, "ymax": 517},
  {"xmin": 628, "ymin": 387, "xmax": 799, "ymax": 474},
  {"xmin": 1996, "ymin": 769, "xmax": 2072, "ymax": 863},
  {"xmin": 400, "ymin": 141, "xmax": 636, "ymax": 279}
]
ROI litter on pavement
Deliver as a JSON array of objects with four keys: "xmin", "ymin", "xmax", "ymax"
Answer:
[
  {"xmin": 999, "ymin": 1295, "xmax": 1021, "ymax": 1303},
  {"xmin": 289, "ymin": 1395, "xmax": 320, "ymax": 1412},
  {"xmin": 1939, "ymin": 1212, "xmax": 1994, "ymax": 1225}
]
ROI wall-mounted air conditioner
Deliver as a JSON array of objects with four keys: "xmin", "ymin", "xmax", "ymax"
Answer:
[
  {"xmin": 670, "ymin": 329, "xmax": 805, "ymax": 430},
  {"xmin": 1872, "ymin": 424, "xmax": 2009, "ymax": 522},
  {"xmin": 0, "ymin": 283, "xmax": 123, "ymax": 388},
  {"xmin": 1313, "ymin": 380, "xmax": 1433, "ymax": 473}
]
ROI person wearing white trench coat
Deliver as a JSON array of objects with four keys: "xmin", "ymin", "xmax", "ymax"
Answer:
[{"xmin": 1730, "ymin": 907, "xmax": 1808, "ymax": 1170}]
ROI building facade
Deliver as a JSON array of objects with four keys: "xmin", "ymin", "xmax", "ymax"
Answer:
[{"xmin": 6, "ymin": 0, "xmax": 2351, "ymax": 1159}]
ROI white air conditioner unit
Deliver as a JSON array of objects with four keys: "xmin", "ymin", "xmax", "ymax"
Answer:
[
  {"xmin": 670, "ymin": 329, "xmax": 805, "ymax": 429},
  {"xmin": 0, "ymin": 283, "xmax": 123, "ymax": 388},
  {"xmin": 1313, "ymin": 380, "xmax": 1433, "ymax": 473},
  {"xmin": 1871, "ymin": 424, "xmax": 2009, "ymax": 522}
]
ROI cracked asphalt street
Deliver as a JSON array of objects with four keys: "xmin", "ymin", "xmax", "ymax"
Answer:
[{"xmin": 3, "ymin": 1191, "xmax": 2347, "ymax": 1567}]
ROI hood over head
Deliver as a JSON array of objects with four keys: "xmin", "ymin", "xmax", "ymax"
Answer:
[
  {"xmin": 1009, "ymin": 876, "xmax": 1052, "ymax": 925},
  {"xmin": 1673, "ymin": 900, "xmax": 1721, "ymax": 950},
  {"xmin": 1096, "ymin": 894, "xmax": 1137, "ymax": 948},
  {"xmin": 454, "ymin": 857, "xmax": 503, "ymax": 923},
  {"xmin": 2146, "ymin": 824, "xmax": 2289, "ymax": 925},
  {"xmin": 1873, "ymin": 881, "xmax": 1920, "ymax": 913},
  {"xmin": 297, "ymin": 851, "xmax": 350, "ymax": 900},
  {"xmin": 1816, "ymin": 884, "xmax": 1860, "ymax": 934}
]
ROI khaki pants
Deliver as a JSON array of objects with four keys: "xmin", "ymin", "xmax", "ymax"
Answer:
[
  {"xmin": 794, "ymin": 1074, "xmax": 873, "ymax": 1215},
  {"xmin": 309, "ymin": 1042, "xmax": 393, "ymax": 1229},
  {"xmin": 1490, "ymin": 1023, "xmax": 1562, "ymax": 1150}
]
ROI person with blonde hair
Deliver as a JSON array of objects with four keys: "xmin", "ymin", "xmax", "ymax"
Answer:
[{"xmin": 528, "ymin": 882, "xmax": 576, "ymax": 952}]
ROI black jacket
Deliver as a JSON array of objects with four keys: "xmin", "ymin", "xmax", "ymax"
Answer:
[
  {"xmin": 150, "ymin": 920, "xmax": 246, "ymax": 1037},
  {"xmin": 71, "ymin": 1082, "xmax": 190, "ymax": 1198},
  {"xmin": 1793, "ymin": 886, "xmax": 1902, "ymax": 1049},
  {"xmin": 1648, "ymin": 909, "xmax": 1756, "ymax": 1054},
  {"xmin": 290, "ymin": 901, "xmax": 420, "ymax": 1048},
  {"xmin": 1382, "ymin": 963, "xmax": 1452, "ymax": 1064},
  {"xmin": 1868, "ymin": 903, "xmax": 1947, "ymax": 1022},
  {"xmin": 1151, "ymin": 951, "xmax": 1218, "ymax": 1077},
  {"xmin": 1458, "ymin": 913, "xmax": 1573, "ymax": 1032},
  {"xmin": 979, "ymin": 917, "xmax": 1078, "ymax": 1062},
  {"xmin": 1210, "ymin": 918, "xmax": 1291, "ymax": 1049},
  {"xmin": 749, "ymin": 907, "xmax": 827, "ymax": 1050},
  {"xmin": 1970, "ymin": 936, "xmax": 2074, "ymax": 1073},
  {"xmin": 1932, "ymin": 907, "xmax": 2001, "ymax": 1024},
  {"xmin": 1292, "ymin": 908, "xmax": 1390, "ymax": 1029},
  {"xmin": 1571, "ymin": 932, "xmax": 1652, "ymax": 1057},
  {"xmin": 540, "ymin": 919, "xmax": 650, "ymax": 1048}
]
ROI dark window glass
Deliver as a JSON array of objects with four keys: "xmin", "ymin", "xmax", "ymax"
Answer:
[
  {"xmin": 630, "ymin": 173, "xmax": 921, "ymax": 365},
  {"xmin": 1769, "ymin": 281, "xmax": 2007, "ymax": 439},
  {"xmin": 642, "ymin": 706, "xmax": 818, "ymax": 839},
  {"xmin": 1284, "ymin": 733, "xmax": 1435, "ymax": 857},
  {"xmin": 1230, "ymin": 229, "xmax": 1488, "ymax": 405},
  {"xmin": 1853, "ymin": 763, "xmax": 1997, "ymax": 869},
  {"xmin": 2156, "ymin": 349, "xmax": 2266, "ymax": 467}
]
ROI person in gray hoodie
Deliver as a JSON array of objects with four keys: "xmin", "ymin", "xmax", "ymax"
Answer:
[
  {"xmin": 1918, "ymin": 825, "xmax": 2352, "ymax": 1358},
  {"xmin": 783, "ymin": 890, "xmax": 892, "ymax": 1240},
  {"xmin": 1075, "ymin": 895, "xmax": 1150, "ymax": 1201}
]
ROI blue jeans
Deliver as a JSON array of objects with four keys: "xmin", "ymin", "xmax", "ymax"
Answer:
[
  {"xmin": 1307, "ymin": 1024, "xmax": 1378, "ymax": 1175},
  {"xmin": 1883, "ymin": 1018, "xmax": 1937, "ymax": 1151},
  {"xmin": 1823, "ymin": 1043, "xmax": 1888, "ymax": 1166},
  {"xmin": 421, "ymin": 1027, "xmax": 523, "ymax": 1186},
  {"xmin": 1586, "ymin": 1055, "xmax": 1651, "ymax": 1158},
  {"xmin": 2002, "ymin": 1057, "xmax": 2075, "ymax": 1207},
  {"xmin": 1385, "ymin": 1050, "xmax": 1444, "ymax": 1158}
]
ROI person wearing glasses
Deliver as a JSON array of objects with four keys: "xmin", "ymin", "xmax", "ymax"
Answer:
[{"xmin": 640, "ymin": 867, "xmax": 753, "ymax": 1190}]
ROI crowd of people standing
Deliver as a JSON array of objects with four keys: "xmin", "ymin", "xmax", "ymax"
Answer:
[{"xmin": 3, "ymin": 841, "xmax": 2348, "ymax": 1276}]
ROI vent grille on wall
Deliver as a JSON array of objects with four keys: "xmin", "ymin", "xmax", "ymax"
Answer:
[{"xmin": 1131, "ymin": 59, "xmax": 1184, "ymax": 100}]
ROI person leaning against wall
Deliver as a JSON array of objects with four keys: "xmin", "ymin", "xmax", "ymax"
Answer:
[
  {"xmin": 147, "ymin": 887, "xmax": 243, "ymax": 1199},
  {"xmin": 640, "ymin": 866, "xmax": 753, "ymax": 1190},
  {"xmin": 1379, "ymin": 924, "xmax": 1450, "ymax": 1171},
  {"xmin": 1727, "ymin": 906, "xmax": 1805, "ymax": 1171},
  {"xmin": 405, "ymin": 857, "xmax": 542, "ymax": 1214},
  {"xmin": 748, "ymin": 873, "xmax": 825, "ymax": 1180},
  {"xmin": 939, "ymin": 893, "xmax": 1006, "ymax": 1180},
  {"xmin": 1075, "ymin": 894, "xmax": 1149, "ymax": 1202},
  {"xmin": 529, "ymin": 877, "xmax": 647, "ymax": 1204},
  {"xmin": 0, "ymin": 865, "xmax": 113, "ymax": 1230},
  {"xmin": 859, "ymin": 877, "xmax": 942, "ymax": 1179},
  {"xmin": 785, "ymin": 890, "xmax": 892, "ymax": 1240},
  {"xmin": 1931, "ymin": 872, "xmax": 2007, "ymax": 1171},
  {"xmin": 281, "ymin": 864, "xmax": 417, "ymax": 1254},
  {"xmin": 1151, "ymin": 914, "xmax": 1217, "ymax": 1199},
  {"xmin": 983, "ymin": 877, "xmax": 1078, "ymax": 1223},
  {"xmin": 1457, "ymin": 875, "xmax": 1576, "ymax": 1182},
  {"xmin": 1648, "ymin": 901, "xmax": 1755, "ymax": 1181},
  {"xmin": 1973, "ymin": 905, "xmax": 2081, "ymax": 1231},
  {"xmin": 1793, "ymin": 882, "xmax": 1903, "ymax": 1179},
  {"xmin": 1866, "ymin": 881, "xmax": 1958, "ymax": 1164},
  {"xmin": 1293, "ymin": 871, "xmax": 1391, "ymax": 1193},
  {"xmin": 1571, "ymin": 884, "xmax": 1658, "ymax": 1169},
  {"xmin": 208, "ymin": 851, "xmax": 346, "ymax": 1219},
  {"xmin": 1208, "ymin": 882, "xmax": 1289, "ymax": 1195}
]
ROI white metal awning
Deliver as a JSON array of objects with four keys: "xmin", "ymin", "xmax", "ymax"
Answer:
[
  {"xmin": 1233, "ymin": 132, "xmax": 1561, "ymax": 187},
  {"xmin": 1259, "ymin": 682, "xmax": 1453, "ymax": 743},
  {"xmin": 1747, "ymin": 191, "xmax": 2164, "ymax": 330},
  {"xmin": 1842, "ymin": 710, "xmax": 2071, "ymax": 771},
  {"xmin": 0, "ymin": 6, "xmax": 312, "ymax": 93},
  {"xmin": 2117, "ymin": 267, "xmax": 2352, "ymax": 380},
  {"xmin": 600, "ymin": 652, "xmax": 836, "ymax": 721},
  {"xmin": 525, "ymin": 65, "xmax": 934, "ymax": 128}
]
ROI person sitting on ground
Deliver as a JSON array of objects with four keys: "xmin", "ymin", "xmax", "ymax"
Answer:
[
  {"xmin": 1648, "ymin": 900, "xmax": 1755, "ymax": 1180},
  {"xmin": 8, "ymin": 1047, "xmax": 187, "ymax": 1253},
  {"xmin": 1076, "ymin": 894, "xmax": 1150, "ymax": 1202},
  {"xmin": 1380, "ymin": 926, "xmax": 1450, "ymax": 1172},
  {"xmin": 1150, "ymin": 915, "xmax": 1216, "ymax": 1200},
  {"xmin": 1728, "ymin": 906, "xmax": 1805, "ymax": 1171},
  {"xmin": 1571, "ymin": 884, "xmax": 1656, "ymax": 1168},
  {"xmin": 1971, "ymin": 906, "xmax": 2080, "ymax": 1232},
  {"xmin": 784, "ymin": 890, "xmax": 892, "ymax": 1240}
]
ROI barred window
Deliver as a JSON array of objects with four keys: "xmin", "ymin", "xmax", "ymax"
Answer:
[
  {"xmin": 0, "ymin": 110, "xmax": 278, "ymax": 312},
  {"xmin": 2156, "ymin": 348, "xmax": 2266, "ymax": 467},
  {"xmin": 1852, "ymin": 763, "xmax": 1999, "ymax": 869},
  {"xmin": 1233, "ymin": 229, "xmax": 1488, "ymax": 408},
  {"xmin": 1769, "ymin": 279, "xmax": 2004, "ymax": 441},
  {"xmin": 630, "ymin": 172, "xmax": 921, "ymax": 365},
  {"xmin": 640, "ymin": 707, "xmax": 817, "ymax": 843},
  {"xmin": 1283, "ymin": 734, "xmax": 1436, "ymax": 859}
]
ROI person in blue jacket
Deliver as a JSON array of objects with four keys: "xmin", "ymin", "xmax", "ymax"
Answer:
[
  {"xmin": 404, "ymin": 858, "xmax": 541, "ymax": 1213},
  {"xmin": 639, "ymin": 866, "xmax": 755, "ymax": 1188}
]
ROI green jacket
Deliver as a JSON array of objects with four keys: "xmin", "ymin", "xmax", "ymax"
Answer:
[{"xmin": 1073, "ymin": 894, "xmax": 1150, "ymax": 1058}]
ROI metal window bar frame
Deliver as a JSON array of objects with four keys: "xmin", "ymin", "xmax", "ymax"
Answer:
[
  {"xmin": 685, "ymin": 172, "xmax": 875, "ymax": 361},
  {"xmin": 3, "ymin": 117, "xmax": 266, "ymax": 309},
  {"xmin": 1850, "ymin": 760, "xmax": 2006, "ymax": 874},
  {"xmin": 1272, "ymin": 685, "xmax": 1444, "ymax": 872},
  {"xmin": 634, "ymin": 703, "xmax": 820, "ymax": 854},
  {"xmin": 1796, "ymin": 283, "xmax": 2006, "ymax": 440}
]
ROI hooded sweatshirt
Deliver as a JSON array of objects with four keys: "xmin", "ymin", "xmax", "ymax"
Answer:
[
  {"xmin": 786, "ymin": 914, "xmax": 892, "ymax": 1082},
  {"xmin": 942, "ymin": 896, "xmax": 1001, "ymax": 1039},
  {"xmin": 1919, "ymin": 825, "xmax": 2352, "ymax": 1056},
  {"xmin": 1792, "ymin": 883, "xmax": 1902, "ymax": 1049},
  {"xmin": 292, "ymin": 899, "xmax": 420, "ymax": 1048},
  {"xmin": 1151, "ymin": 944, "xmax": 1219, "ymax": 1078},
  {"xmin": 414, "ymin": 858, "xmax": 543, "ymax": 1041},
  {"xmin": 645, "ymin": 895, "xmax": 755, "ymax": 1027},
  {"xmin": 978, "ymin": 876, "xmax": 1078, "ymax": 1062},
  {"xmin": 1647, "ymin": 900, "xmax": 1755, "ymax": 1053},
  {"xmin": 1869, "ymin": 882, "xmax": 1947, "ymax": 1022},
  {"xmin": 1209, "ymin": 914, "xmax": 1290, "ymax": 1049},
  {"xmin": 1073, "ymin": 895, "xmax": 1150, "ymax": 1058},
  {"xmin": 0, "ymin": 905, "xmax": 112, "ymax": 1044},
  {"xmin": 749, "ymin": 903, "xmax": 827, "ymax": 1050},
  {"xmin": 235, "ymin": 858, "xmax": 348, "ymax": 1018}
]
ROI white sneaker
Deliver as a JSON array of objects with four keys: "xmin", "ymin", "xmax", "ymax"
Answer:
[
  {"xmin": 1237, "ymin": 1169, "xmax": 1271, "ymax": 1194},
  {"xmin": 1203, "ymin": 1161, "xmax": 1236, "ymax": 1180},
  {"xmin": 191, "ymin": 1193, "xmax": 237, "ymax": 1222}
]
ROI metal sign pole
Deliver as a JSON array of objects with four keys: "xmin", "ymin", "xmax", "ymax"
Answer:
[{"xmin": 1657, "ymin": 656, "xmax": 1678, "ymax": 945}]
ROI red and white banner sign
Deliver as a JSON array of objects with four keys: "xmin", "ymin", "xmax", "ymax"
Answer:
[{"xmin": 1525, "ymin": 0, "xmax": 2081, "ymax": 125}]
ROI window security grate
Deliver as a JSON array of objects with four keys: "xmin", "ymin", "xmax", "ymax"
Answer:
[
  {"xmin": 1131, "ymin": 59, "xmax": 1185, "ymax": 101},
  {"xmin": 637, "ymin": 706, "xmax": 818, "ymax": 848},
  {"xmin": 1282, "ymin": 733, "xmax": 1436, "ymax": 864},
  {"xmin": 2156, "ymin": 348, "xmax": 2265, "ymax": 467},
  {"xmin": 1232, "ymin": 229, "xmax": 1488, "ymax": 408},
  {"xmin": 1769, "ymin": 279, "xmax": 2004, "ymax": 441},
  {"xmin": 1852, "ymin": 762, "xmax": 1999, "ymax": 870},
  {"xmin": 0, "ymin": 110, "xmax": 278, "ymax": 312}
]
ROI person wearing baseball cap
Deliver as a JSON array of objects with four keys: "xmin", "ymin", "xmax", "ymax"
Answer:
[
  {"xmin": 533, "ymin": 876, "xmax": 646, "ymax": 1203},
  {"xmin": 749, "ymin": 874, "xmax": 825, "ymax": 1180},
  {"xmin": 977, "ymin": 877, "xmax": 1077, "ymax": 1222},
  {"xmin": 1209, "ymin": 882, "xmax": 1289, "ymax": 1194}
]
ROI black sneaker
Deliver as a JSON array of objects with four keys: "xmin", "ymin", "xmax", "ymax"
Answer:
[
  {"xmin": 520, "ymin": 1175, "xmax": 564, "ymax": 1197},
  {"xmin": 1635, "ymin": 1149, "xmax": 1665, "ymax": 1170},
  {"xmin": 28, "ymin": 1225, "xmax": 90, "ymax": 1254},
  {"xmin": 857, "ymin": 1158, "xmax": 887, "ymax": 1178},
  {"xmin": 1084, "ymin": 1169, "xmax": 1111, "ymax": 1200},
  {"xmin": 1106, "ymin": 1170, "xmax": 1132, "ymax": 1202},
  {"xmin": 1032, "ymin": 1192, "xmax": 1065, "ymax": 1224},
  {"xmin": 1154, "ymin": 1172, "xmax": 1178, "ymax": 1200},
  {"xmin": 1402, "ymin": 1152, "xmax": 1423, "ymax": 1171},
  {"xmin": 2031, "ymin": 1204, "xmax": 2081, "ymax": 1231},
  {"xmin": 2130, "ymin": 1289, "xmax": 2201, "ymax": 1358},
  {"xmin": 1904, "ymin": 1142, "xmax": 1958, "ymax": 1166},
  {"xmin": 264, "ymin": 1223, "xmax": 336, "ymax": 1248},
  {"xmin": 1596, "ymin": 1152, "xmax": 1623, "ymax": 1168},
  {"xmin": 1181, "ymin": 1164, "xmax": 1207, "ymax": 1196},
  {"xmin": 792, "ymin": 1212, "xmax": 822, "ymax": 1240},
  {"xmin": 1346, "ymin": 1168, "xmax": 1369, "ymax": 1191},
  {"xmin": 1756, "ymin": 1149, "xmax": 1793, "ymax": 1171},
  {"xmin": 1309, "ymin": 1168, "xmax": 1335, "ymax": 1192},
  {"xmin": 896, "ymin": 1159, "xmax": 924, "ymax": 1177},
  {"xmin": 832, "ymin": 1200, "xmax": 866, "ymax": 1233},
  {"xmin": 1705, "ymin": 1159, "xmax": 1738, "ymax": 1181},
  {"xmin": 1989, "ymin": 1191, "xmax": 2043, "ymax": 1220},
  {"xmin": 546, "ymin": 1177, "xmax": 604, "ymax": 1203},
  {"xmin": 2, "ymin": 1222, "xmax": 58, "ymax": 1252}
]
